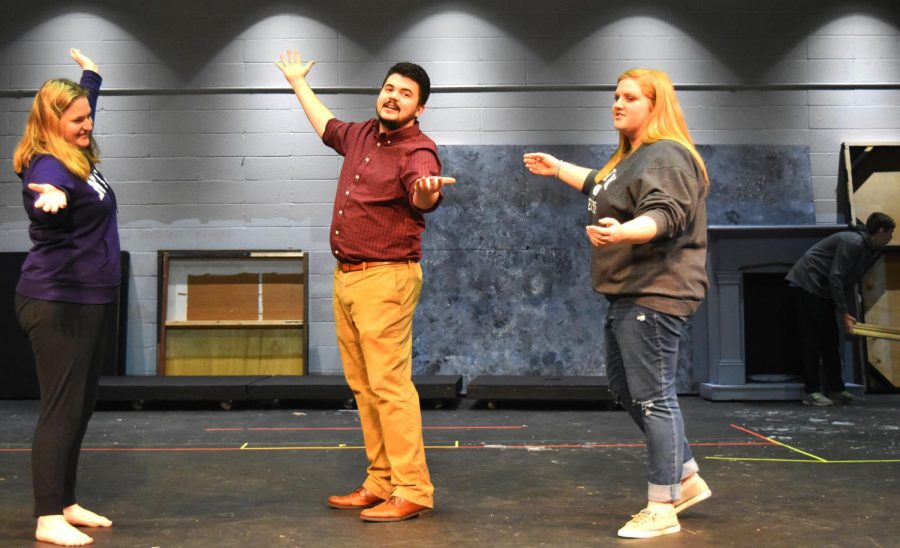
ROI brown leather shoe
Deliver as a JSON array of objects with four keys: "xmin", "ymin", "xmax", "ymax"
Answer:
[
  {"xmin": 360, "ymin": 496, "xmax": 433, "ymax": 522},
  {"xmin": 327, "ymin": 486, "xmax": 384, "ymax": 509}
]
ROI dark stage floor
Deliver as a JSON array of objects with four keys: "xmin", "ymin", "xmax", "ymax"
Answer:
[{"xmin": 1, "ymin": 395, "xmax": 899, "ymax": 547}]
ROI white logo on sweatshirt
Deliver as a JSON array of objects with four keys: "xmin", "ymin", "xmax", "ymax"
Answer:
[
  {"xmin": 86, "ymin": 169, "xmax": 109, "ymax": 201},
  {"xmin": 600, "ymin": 168, "xmax": 617, "ymax": 191},
  {"xmin": 588, "ymin": 168, "xmax": 617, "ymax": 214}
]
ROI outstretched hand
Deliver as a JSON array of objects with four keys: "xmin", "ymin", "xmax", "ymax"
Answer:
[
  {"xmin": 28, "ymin": 183, "xmax": 68, "ymax": 214},
  {"xmin": 70, "ymin": 48, "xmax": 98, "ymax": 73},
  {"xmin": 275, "ymin": 50, "xmax": 316, "ymax": 83},
  {"xmin": 412, "ymin": 176, "xmax": 456, "ymax": 210},
  {"xmin": 414, "ymin": 176, "xmax": 456, "ymax": 194},
  {"xmin": 523, "ymin": 152, "xmax": 561, "ymax": 177}
]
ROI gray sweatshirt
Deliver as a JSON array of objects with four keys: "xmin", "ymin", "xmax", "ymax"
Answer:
[
  {"xmin": 786, "ymin": 225, "xmax": 879, "ymax": 314},
  {"xmin": 582, "ymin": 139, "xmax": 708, "ymax": 317}
]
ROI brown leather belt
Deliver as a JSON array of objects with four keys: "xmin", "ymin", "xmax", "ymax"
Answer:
[{"xmin": 337, "ymin": 260, "xmax": 416, "ymax": 273}]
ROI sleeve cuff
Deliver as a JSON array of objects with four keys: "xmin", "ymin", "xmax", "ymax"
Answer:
[
  {"xmin": 582, "ymin": 169, "xmax": 600, "ymax": 195},
  {"xmin": 321, "ymin": 117, "xmax": 338, "ymax": 143},
  {"xmin": 642, "ymin": 210, "xmax": 667, "ymax": 241}
]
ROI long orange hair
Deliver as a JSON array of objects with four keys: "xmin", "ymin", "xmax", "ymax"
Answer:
[
  {"xmin": 596, "ymin": 68, "xmax": 707, "ymax": 185},
  {"xmin": 13, "ymin": 78, "xmax": 99, "ymax": 180}
]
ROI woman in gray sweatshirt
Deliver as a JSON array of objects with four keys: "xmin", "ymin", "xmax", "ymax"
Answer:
[{"xmin": 524, "ymin": 68, "xmax": 709, "ymax": 539}]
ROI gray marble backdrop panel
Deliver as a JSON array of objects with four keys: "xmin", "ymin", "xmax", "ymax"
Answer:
[
  {"xmin": 700, "ymin": 144, "xmax": 815, "ymax": 225},
  {"xmin": 414, "ymin": 144, "xmax": 813, "ymax": 392},
  {"xmin": 415, "ymin": 248, "xmax": 606, "ymax": 381}
]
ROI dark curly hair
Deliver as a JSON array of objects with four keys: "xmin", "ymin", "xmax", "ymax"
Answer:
[{"xmin": 383, "ymin": 62, "xmax": 431, "ymax": 105}]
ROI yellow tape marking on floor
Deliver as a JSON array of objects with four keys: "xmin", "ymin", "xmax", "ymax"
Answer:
[
  {"xmin": 763, "ymin": 437, "xmax": 827, "ymax": 462},
  {"xmin": 707, "ymin": 456, "xmax": 900, "ymax": 464},
  {"xmin": 710, "ymin": 424, "xmax": 899, "ymax": 464}
]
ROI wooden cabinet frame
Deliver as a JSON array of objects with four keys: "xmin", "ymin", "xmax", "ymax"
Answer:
[{"xmin": 156, "ymin": 250, "xmax": 309, "ymax": 376}]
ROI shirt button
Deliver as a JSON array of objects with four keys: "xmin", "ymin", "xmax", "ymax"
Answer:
[
  {"xmin": 377, "ymin": 143, "xmax": 381, "ymax": 147},
  {"xmin": 345, "ymin": 190, "xmax": 350, "ymax": 195},
  {"xmin": 338, "ymin": 210, "xmax": 343, "ymax": 215},
  {"xmin": 365, "ymin": 157, "xmax": 370, "ymax": 162},
  {"xmin": 355, "ymin": 175, "xmax": 360, "ymax": 180},
  {"xmin": 335, "ymin": 230, "xmax": 339, "ymax": 235}
]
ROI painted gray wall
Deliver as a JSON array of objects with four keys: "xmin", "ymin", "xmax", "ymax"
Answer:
[{"xmin": 1, "ymin": 0, "xmax": 898, "ymax": 376}]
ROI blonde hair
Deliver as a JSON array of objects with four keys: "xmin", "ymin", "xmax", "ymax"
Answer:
[
  {"xmin": 596, "ymin": 68, "xmax": 708, "ymax": 185},
  {"xmin": 13, "ymin": 78, "xmax": 99, "ymax": 180}
]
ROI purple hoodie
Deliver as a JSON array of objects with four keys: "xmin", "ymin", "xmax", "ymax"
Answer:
[{"xmin": 16, "ymin": 70, "xmax": 121, "ymax": 304}]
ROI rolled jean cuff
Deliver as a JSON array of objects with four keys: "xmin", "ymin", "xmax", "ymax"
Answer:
[
  {"xmin": 648, "ymin": 482, "xmax": 679, "ymax": 503},
  {"xmin": 681, "ymin": 458, "xmax": 699, "ymax": 480}
]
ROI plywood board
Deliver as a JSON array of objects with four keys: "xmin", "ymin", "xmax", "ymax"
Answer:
[
  {"xmin": 862, "ymin": 254, "xmax": 900, "ymax": 386},
  {"xmin": 854, "ymin": 323, "xmax": 900, "ymax": 341},
  {"xmin": 164, "ymin": 327, "xmax": 304, "ymax": 376},
  {"xmin": 187, "ymin": 273, "xmax": 258, "ymax": 321},
  {"xmin": 851, "ymin": 171, "xmax": 899, "ymax": 246},
  {"xmin": 262, "ymin": 273, "xmax": 304, "ymax": 320}
]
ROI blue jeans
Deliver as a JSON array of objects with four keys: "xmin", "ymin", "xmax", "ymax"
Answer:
[{"xmin": 605, "ymin": 299, "xmax": 699, "ymax": 503}]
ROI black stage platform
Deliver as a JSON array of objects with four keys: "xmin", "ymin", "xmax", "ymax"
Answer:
[
  {"xmin": 466, "ymin": 375, "xmax": 613, "ymax": 405},
  {"xmin": 97, "ymin": 375, "xmax": 610, "ymax": 408},
  {"xmin": 2, "ymin": 396, "xmax": 898, "ymax": 547},
  {"xmin": 98, "ymin": 375, "xmax": 464, "ymax": 408}
]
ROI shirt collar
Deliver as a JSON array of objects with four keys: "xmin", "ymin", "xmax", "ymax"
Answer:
[{"xmin": 375, "ymin": 120, "xmax": 422, "ymax": 145}]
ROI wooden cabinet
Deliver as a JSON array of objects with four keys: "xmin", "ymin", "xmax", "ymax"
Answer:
[{"xmin": 157, "ymin": 250, "xmax": 308, "ymax": 376}]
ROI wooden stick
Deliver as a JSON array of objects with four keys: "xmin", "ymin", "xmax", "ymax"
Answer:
[{"xmin": 852, "ymin": 322, "xmax": 900, "ymax": 341}]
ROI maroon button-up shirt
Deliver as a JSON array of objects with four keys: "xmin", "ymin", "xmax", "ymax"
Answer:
[{"xmin": 322, "ymin": 117, "xmax": 442, "ymax": 263}]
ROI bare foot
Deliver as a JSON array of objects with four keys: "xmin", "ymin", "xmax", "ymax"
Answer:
[
  {"xmin": 35, "ymin": 515, "xmax": 93, "ymax": 546},
  {"xmin": 63, "ymin": 504, "xmax": 112, "ymax": 528}
]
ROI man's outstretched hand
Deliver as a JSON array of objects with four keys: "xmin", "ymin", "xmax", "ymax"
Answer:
[{"xmin": 414, "ymin": 176, "xmax": 456, "ymax": 193}]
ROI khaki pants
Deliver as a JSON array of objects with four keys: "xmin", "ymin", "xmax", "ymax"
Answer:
[{"xmin": 333, "ymin": 262, "xmax": 433, "ymax": 507}]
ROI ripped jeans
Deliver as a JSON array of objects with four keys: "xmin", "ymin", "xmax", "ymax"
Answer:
[{"xmin": 605, "ymin": 299, "xmax": 699, "ymax": 503}]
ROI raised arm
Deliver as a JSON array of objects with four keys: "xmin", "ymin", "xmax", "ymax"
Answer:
[
  {"xmin": 70, "ymin": 48, "xmax": 101, "ymax": 119},
  {"xmin": 70, "ymin": 48, "xmax": 98, "ymax": 74},
  {"xmin": 523, "ymin": 152, "xmax": 593, "ymax": 191},
  {"xmin": 275, "ymin": 50, "xmax": 334, "ymax": 138}
]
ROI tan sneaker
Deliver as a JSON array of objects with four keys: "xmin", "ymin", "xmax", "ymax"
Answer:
[
  {"xmin": 802, "ymin": 392, "xmax": 834, "ymax": 406},
  {"xmin": 674, "ymin": 474, "xmax": 712, "ymax": 514},
  {"xmin": 617, "ymin": 508, "xmax": 680, "ymax": 538}
]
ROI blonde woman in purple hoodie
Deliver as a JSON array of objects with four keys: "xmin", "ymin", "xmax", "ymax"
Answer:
[{"xmin": 13, "ymin": 48, "xmax": 118, "ymax": 547}]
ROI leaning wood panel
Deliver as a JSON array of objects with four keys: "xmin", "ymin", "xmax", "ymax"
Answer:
[
  {"xmin": 187, "ymin": 273, "xmax": 258, "ymax": 321},
  {"xmin": 164, "ymin": 327, "xmax": 304, "ymax": 376},
  {"xmin": 862, "ymin": 254, "xmax": 900, "ymax": 386},
  {"xmin": 850, "ymin": 171, "xmax": 899, "ymax": 246}
]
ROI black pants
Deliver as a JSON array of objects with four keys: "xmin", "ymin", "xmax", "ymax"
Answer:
[
  {"xmin": 791, "ymin": 287, "xmax": 846, "ymax": 395},
  {"xmin": 15, "ymin": 294, "xmax": 115, "ymax": 517}
]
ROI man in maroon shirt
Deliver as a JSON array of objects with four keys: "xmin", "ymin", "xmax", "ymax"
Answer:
[{"xmin": 276, "ymin": 50, "xmax": 454, "ymax": 522}]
